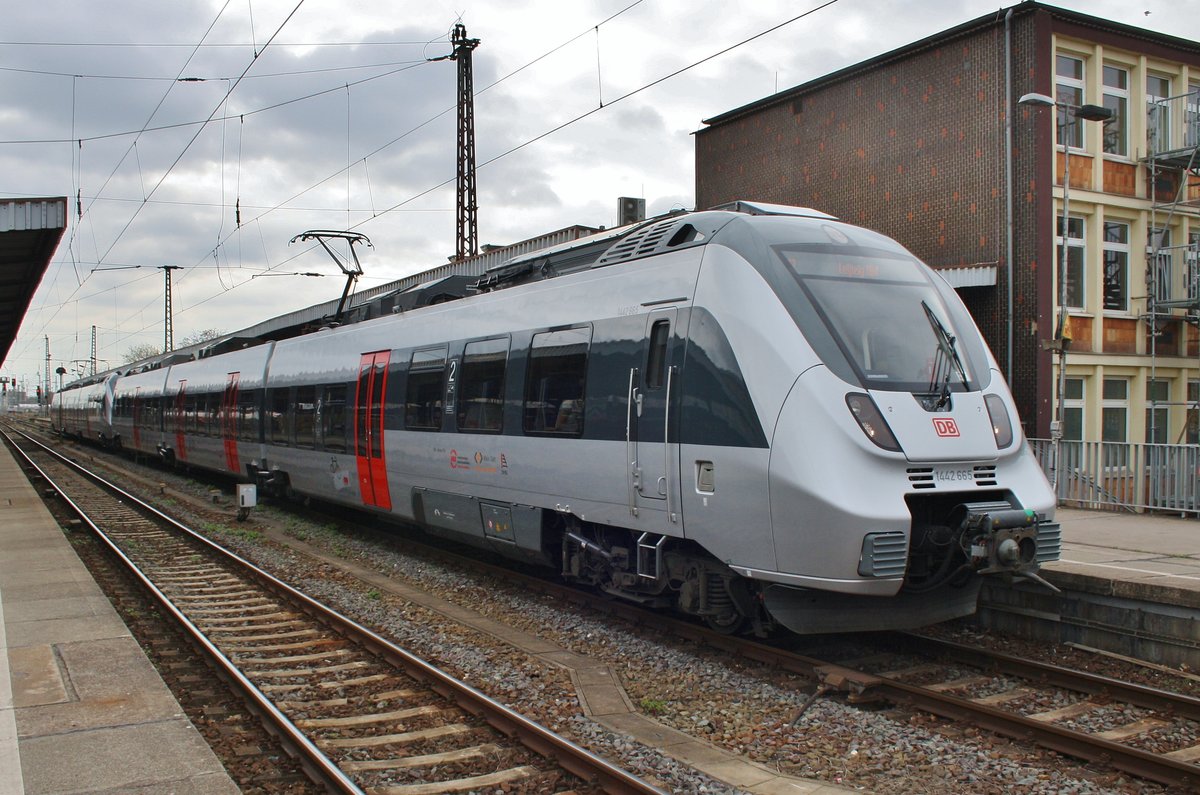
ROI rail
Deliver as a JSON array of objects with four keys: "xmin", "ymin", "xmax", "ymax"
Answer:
[{"xmin": 3, "ymin": 425, "xmax": 665, "ymax": 795}]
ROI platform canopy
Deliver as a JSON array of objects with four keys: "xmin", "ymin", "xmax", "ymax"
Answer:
[{"xmin": 0, "ymin": 198, "xmax": 66, "ymax": 366}]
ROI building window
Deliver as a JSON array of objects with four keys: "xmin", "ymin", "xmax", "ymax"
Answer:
[
  {"xmin": 1056, "ymin": 55, "xmax": 1085, "ymax": 148},
  {"xmin": 1187, "ymin": 81, "xmax": 1200, "ymax": 148},
  {"xmin": 1146, "ymin": 379, "xmax": 1169, "ymax": 444},
  {"xmin": 1188, "ymin": 381, "xmax": 1199, "ymax": 444},
  {"xmin": 1102, "ymin": 65, "xmax": 1129, "ymax": 157},
  {"xmin": 1102, "ymin": 220, "xmax": 1129, "ymax": 311},
  {"xmin": 1102, "ymin": 377, "xmax": 1128, "ymax": 442},
  {"xmin": 1148, "ymin": 227, "xmax": 1172, "ymax": 306},
  {"xmin": 1188, "ymin": 231, "xmax": 1200, "ymax": 308},
  {"xmin": 1057, "ymin": 216, "xmax": 1086, "ymax": 309},
  {"xmin": 1147, "ymin": 73, "xmax": 1172, "ymax": 153},
  {"xmin": 1063, "ymin": 376, "xmax": 1084, "ymax": 441}
]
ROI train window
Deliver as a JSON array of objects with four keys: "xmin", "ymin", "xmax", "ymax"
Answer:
[
  {"xmin": 270, "ymin": 389, "xmax": 289, "ymax": 445},
  {"xmin": 405, "ymin": 347, "xmax": 447, "ymax": 431},
  {"xmin": 646, "ymin": 319, "xmax": 670, "ymax": 389},
  {"xmin": 195, "ymin": 395, "xmax": 207, "ymax": 436},
  {"xmin": 205, "ymin": 392, "xmax": 218, "ymax": 435},
  {"xmin": 524, "ymin": 327, "xmax": 589, "ymax": 437},
  {"xmin": 294, "ymin": 385, "xmax": 317, "ymax": 449},
  {"xmin": 322, "ymin": 384, "xmax": 348, "ymax": 452},
  {"xmin": 238, "ymin": 389, "xmax": 259, "ymax": 442},
  {"xmin": 457, "ymin": 338, "xmax": 508, "ymax": 433}
]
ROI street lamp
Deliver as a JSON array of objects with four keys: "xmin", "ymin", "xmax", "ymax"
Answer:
[{"xmin": 1019, "ymin": 91, "xmax": 1114, "ymax": 493}]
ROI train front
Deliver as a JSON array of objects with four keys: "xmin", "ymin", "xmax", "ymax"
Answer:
[{"xmin": 724, "ymin": 213, "xmax": 1060, "ymax": 634}]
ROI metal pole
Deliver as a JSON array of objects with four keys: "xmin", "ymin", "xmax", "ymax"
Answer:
[{"xmin": 1053, "ymin": 121, "xmax": 1071, "ymax": 493}]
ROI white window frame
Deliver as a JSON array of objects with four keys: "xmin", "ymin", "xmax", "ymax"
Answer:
[
  {"xmin": 1147, "ymin": 72, "xmax": 1172, "ymax": 153},
  {"xmin": 1102, "ymin": 377, "xmax": 1129, "ymax": 443},
  {"xmin": 1056, "ymin": 54, "xmax": 1086, "ymax": 149},
  {"xmin": 1146, "ymin": 378, "xmax": 1170, "ymax": 445},
  {"xmin": 1148, "ymin": 227, "xmax": 1172, "ymax": 307},
  {"xmin": 1102, "ymin": 220, "xmax": 1130, "ymax": 312},
  {"xmin": 1063, "ymin": 376, "xmax": 1085, "ymax": 441},
  {"xmin": 1188, "ymin": 81, "xmax": 1200, "ymax": 149},
  {"xmin": 1102, "ymin": 64, "xmax": 1129, "ymax": 157},
  {"xmin": 1057, "ymin": 215, "xmax": 1086, "ymax": 310}
]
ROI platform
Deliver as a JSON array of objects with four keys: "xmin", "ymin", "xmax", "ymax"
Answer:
[
  {"xmin": 0, "ymin": 443, "xmax": 238, "ymax": 795},
  {"xmin": 978, "ymin": 506, "xmax": 1200, "ymax": 668},
  {"xmin": 1052, "ymin": 506, "xmax": 1200, "ymax": 589}
]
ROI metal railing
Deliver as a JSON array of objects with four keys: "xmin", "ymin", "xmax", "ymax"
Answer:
[{"xmin": 1030, "ymin": 438, "xmax": 1200, "ymax": 515}]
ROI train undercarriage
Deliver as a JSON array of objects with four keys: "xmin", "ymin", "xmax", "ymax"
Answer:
[{"xmin": 557, "ymin": 497, "xmax": 1060, "ymax": 636}]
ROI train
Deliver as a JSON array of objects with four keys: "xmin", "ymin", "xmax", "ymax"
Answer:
[{"xmin": 53, "ymin": 201, "xmax": 1061, "ymax": 635}]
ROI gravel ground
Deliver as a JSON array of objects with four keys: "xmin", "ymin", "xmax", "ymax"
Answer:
[{"xmin": 66, "ymin": 446, "xmax": 1190, "ymax": 795}]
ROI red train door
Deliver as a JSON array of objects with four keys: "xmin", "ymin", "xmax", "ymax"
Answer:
[
  {"xmin": 222, "ymin": 373, "xmax": 240, "ymax": 473},
  {"xmin": 174, "ymin": 381, "xmax": 187, "ymax": 461},
  {"xmin": 355, "ymin": 352, "xmax": 392, "ymax": 510}
]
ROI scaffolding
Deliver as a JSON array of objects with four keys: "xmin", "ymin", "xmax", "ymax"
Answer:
[{"xmin": 1143, "ymin": 87, "xmax": 1200, "ymax": 445}]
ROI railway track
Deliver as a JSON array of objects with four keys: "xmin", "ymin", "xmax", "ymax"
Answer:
[
  {"xmin": 250, "ymin": 501, "xmax": 1200, "ymax": 791},
  {"xmin": 3, "ymin": 426, "xmax": 665, "ymax": 795},
  {"xmin": 18, "ymin": 419, "xmax": 1200, "ymax": 791}
]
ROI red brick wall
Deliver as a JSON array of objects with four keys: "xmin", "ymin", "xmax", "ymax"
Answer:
[{"xmin": 695, "ymin": 13, "xmax": 1049, "ymax": 434}]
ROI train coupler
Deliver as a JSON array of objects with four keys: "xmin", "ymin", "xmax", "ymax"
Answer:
[{"xmin": 956, "ymin": 501, "xmax": 1047, "ymax": 579}]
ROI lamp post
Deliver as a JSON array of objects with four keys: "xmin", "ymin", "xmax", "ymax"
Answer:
[{"xmin": 1019, "ymin": 92, "xmax": 1114, "ymax": 493}]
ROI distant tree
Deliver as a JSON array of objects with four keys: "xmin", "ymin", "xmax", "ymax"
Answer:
[
  {"xmin": 123, "ymin": 343, "xmax": 161, "ymax": 364},
  {"xmin": 179, "ymin": 328, "xmax": 224, "ymax": 348}
]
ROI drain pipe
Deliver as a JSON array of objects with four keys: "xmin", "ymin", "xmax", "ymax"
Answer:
[{"xmin": 1004, "ymin": 7, "xmax": 1015, "ymax": 384}]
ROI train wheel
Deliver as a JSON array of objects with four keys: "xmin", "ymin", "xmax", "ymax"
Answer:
[{"xmin": 704, "ymin": 611, "xmax": 745, "ymax": 635}]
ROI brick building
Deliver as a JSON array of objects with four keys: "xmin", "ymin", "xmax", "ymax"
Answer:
[{"xmin": 695, "ymin": 1, "xmax": 1200, "ymax": 444}]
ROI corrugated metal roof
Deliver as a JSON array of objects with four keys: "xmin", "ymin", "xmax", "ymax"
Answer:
[
  {"xmin": 0, "ymin": 198, "xmax": 68, "ymax": 366},
  {"xmin": 0, "ymin": 197, "xmax": 67, "ymax": 233},
  {"xmin": 934, "ymin": 264, "xmax": 997, "ymax": 289}
]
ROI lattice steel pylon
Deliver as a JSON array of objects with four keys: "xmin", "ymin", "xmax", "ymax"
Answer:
[
  {"xmin": 450, "ymin": 23, "xmax": 480, "ymax": 261},
  {"xmin": 161, "ymin": 265, "xmax": 182, "ymax": 352}
]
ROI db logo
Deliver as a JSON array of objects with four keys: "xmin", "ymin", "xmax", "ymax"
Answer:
[{"xmin": 933, "ymin": 418, "xmax": 960, "ymax": 437}]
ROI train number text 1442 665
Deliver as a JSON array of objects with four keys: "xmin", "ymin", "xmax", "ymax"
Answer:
[{"xmin": 934, "ymin": 467, "xmax": 974, "ymax": 483}]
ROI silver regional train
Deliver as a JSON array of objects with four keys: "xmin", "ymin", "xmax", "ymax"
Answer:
[{"xmin": 54, "ymin": 202, "xmax": 1060, "ymax": 635}]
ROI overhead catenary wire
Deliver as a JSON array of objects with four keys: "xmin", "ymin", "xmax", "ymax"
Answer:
[
  {"xmin": 171, "ymin": 0, "xmax": 844, "ymax": 320},
  {"xmin": 14, "ymin": 0, "xmax": 841, "ymax": 372},
  {"xmin": 8, "ymin": 0, "xmax": 308, "ymax": 370}
]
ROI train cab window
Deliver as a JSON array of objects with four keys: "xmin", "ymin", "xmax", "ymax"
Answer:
[
  {"xmin": 294, "ymin": 385, "xmax": 317, "ymax": 449},
  {"xmin": 322, "ymin": 384, "xmax": 348, "ymax": 452},
  {"xmin": 270, "ymin": 389, "xmax": 289, "ymax": 445},
  {"xmin": 405, "ymin": 348, "xmax": 446, "ymax": 431},
  {"xmin": 646, "ymin": 319, "xmax": 670, "ymax": 389},
  {"xmin": 524, "ymin": 327, "xmax": 589, "ymax": 437},
  {"xmin": 457, "ymin": 338, "xmax": 508, "ymax": 433}
]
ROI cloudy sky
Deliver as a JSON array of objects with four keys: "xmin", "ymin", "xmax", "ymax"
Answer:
[{"xmin": 2, "ymin": 0, "xmax": 1195, "ymax": 388}]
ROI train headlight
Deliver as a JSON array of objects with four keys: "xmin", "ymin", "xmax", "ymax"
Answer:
[
  {"xmin": 846, "ymin": 393, "xmax": 902, "ymax": 452},
  {"xmin": 984, "ymin": 394, "xmax": 1014, "ymax": 449}
]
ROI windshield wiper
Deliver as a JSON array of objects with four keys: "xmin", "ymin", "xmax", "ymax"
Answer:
[{"xmin": 922, "ymin": 301, "xmax": 968, "ymax": 409}]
